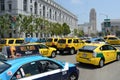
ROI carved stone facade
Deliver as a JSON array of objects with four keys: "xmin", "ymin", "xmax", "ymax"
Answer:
[{"xmin": 0, "ymin": 0, "xmax": 78, "ymax": 38}]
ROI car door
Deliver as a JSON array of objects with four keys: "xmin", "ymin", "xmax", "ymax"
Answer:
[
  {"xmin": 107, "ymin": 45, "xmax": 117, "ymax": 61},
  {"xmin": 78, "ymin": 39, "xmax": 84, "ymax": 49},
  {"xmin": 108, "ymin": 37, "xmax": 119, "ymax": 44},
  {"xmin": 38, "ymin": 60, "xmax": 63, "ymax": 80},
  {"xmin": 12, "ymin": 60, "xmax": 63, "ymax": 80},
  {"xmin": 11, "ymin": 61, "xmax": 50, "ymax": 80},
  {"xmin": 39, "ymin": 44, "xmax": 49, "ymax": 56},
  {"xmin": 73, "ymin": 39, "xmax": 79, "ymax": 50},
  {"xmin": 101, "ymin": 45, "xmax": 115, "ymax": 63}
]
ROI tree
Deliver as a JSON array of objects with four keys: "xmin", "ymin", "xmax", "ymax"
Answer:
[
  {"xmin": 73, "ymin": 29, "xmax": 84, "ymax": 37},
  {"xmin": 0, "ymin": 14, "xmax": 11, "ymax": 38},
  {"xmin": 73, "ymin": 29, "xmax": 78, "ymax": 36},
  {"xmin": 34, "ymin": 17, "xmax": 43, "ymax": 37},
  {"xmin": 62, "ymin": 23, "xmax": 71, "ymax": 36}
]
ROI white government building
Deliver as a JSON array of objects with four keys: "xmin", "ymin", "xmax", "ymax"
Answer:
[{"xmin": 0, "ymin": 0, "xmax": 78, "ymax": 38}]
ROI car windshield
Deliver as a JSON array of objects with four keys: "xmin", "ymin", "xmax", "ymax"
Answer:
[
  {"xmin": 81, "ymin": 46, "xmax": 97, "ymax": 51},
  {"xmin": 0, "ymin": 61, "xmax": 11, "ymax": 73},
  {"xmin": 0, "ymin": 40, "xmax": 6, "ymax": 44}
]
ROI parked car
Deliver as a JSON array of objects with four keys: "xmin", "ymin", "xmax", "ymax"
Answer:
[
  {"xmin": 1, "ymin": 42, "xmax": 57, "ymax": 58},
  {"xmin": 0, "ymin": 55, "xmax": 79, "ymax": 80},
  {"xmin": 76, "ymin": 43, "xmax": 120, "ymax": 67},
  {"xmin": 0, "ymin": 38, "xmax": 24, "ymax": 51},
  {"xmin": 45, "ymin": 37, "xmax": 60, "ymax": 48},
  {"xmin": 27, "ymin": 43, "xmax": 57, "ymax": 58},
  {"xmin": 57, "ymin": 37, "xmax": 85, "ymax": 54},
  {"xmin": 104, "ymin": 35, "xmax": 120, "ymax": 45},
  {"xmin": 1, "ymin": 44, "xmax": 40, "ymax": 58},
  {"xmin": 85, "ymin": 37, "xmax": 106, "ymax": 44}
]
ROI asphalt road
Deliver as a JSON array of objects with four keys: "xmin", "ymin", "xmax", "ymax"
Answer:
[{"xmin": 55, "ymin": 46, "xmax": 120, "ymax": 80}]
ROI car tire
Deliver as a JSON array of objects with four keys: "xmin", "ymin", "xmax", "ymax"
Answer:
[
  {"xmin": 99, "ymin": 59, "xmax": 104, "ymax": 68},
  {"xmin": 68, "ymin": 72, "xmax": 78, "ymax": 80},
  {"xmin": 51, "ymin": 51, "xmax": 56, "ymax": 58},
  {"xmin": 116, "ymin": 54, "xmax": 120, "ymax": 61},
  {"xmin": 59, "ymin": 50, "xmax": 64, "ymax": 55},
  {"xmin": 70, "ymin": 48, "xmax": 75, "ymax": 55}
]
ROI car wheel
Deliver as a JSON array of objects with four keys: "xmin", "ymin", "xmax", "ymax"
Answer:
[
  {"xmin": 116, "ymin": 55, "xmax": 120, "ymax": 61},
  {"xmin": 51, "ymin": 51, "xmax": 56, "ymax": 58},
  {"xmin": 59, "ymin": 50, "xmax": 64, "ymax": 55},
  {"xmin": 99, "ymin": 59, "xmax": 104, "ymax": 68},
  {"xmin": 68, "ymin": 73, "xmax": 78, "ymax": 80},
  {"xmin": 70, "ymin": 48, "xmax": 75, "ymax": 55}
]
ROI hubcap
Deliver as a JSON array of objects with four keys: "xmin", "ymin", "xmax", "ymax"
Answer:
[
  {"xmin": 52, "ymin": 52, "xmax": 56, "ymax": 58},
  {"xmin": 70, "ymin": 74, "xmax": 76, "ymax": 80},
  {"xmin": 100, "ymin": 60, "xmax": 104, "ymax": 67},
  {"xmin": 117, "ymin": 55, "xmax": 120, "ymax": 60},
  {"xmin": 71, "ymin": 49, "xmax": 74, "ymax": 54}
]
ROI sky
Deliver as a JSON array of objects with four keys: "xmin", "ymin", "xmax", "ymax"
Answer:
[{"xmin": 54, "ymin": 0, "xmax": 120, "ymax": 31}]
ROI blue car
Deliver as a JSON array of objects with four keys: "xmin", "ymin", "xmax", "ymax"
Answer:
[
  {"xmin": 85, "ymin": 37, "xmax": 106, "ymax": 44},
  {"xmin": 0, "ymin": 55, "xmax": 79, "ymax": 80}
]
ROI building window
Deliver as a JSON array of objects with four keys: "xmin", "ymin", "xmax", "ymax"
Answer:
[
  {"xmin": 39, "ymin": 9, "xmax": 41, "ymax": 16},
  {"xmin": 49, "ymin": 9, "xmax": 51, "ymax": 19},
  {"xmin": 30, "ymin": 7, "xmax": 32, "ymax": 13},
  {"xmin": 43, "ymin": 6, "xmax": 45, "ymax": 18},
  {"xmin": 34, "ymin": 2, "xmax": 37, "ymax": 14},
  {"xmin": 0, "ymin": 0, "xmax": 5, "ymax": 11},
  {"xmin": 8, "ymin": 4, "xmax": 12, "ymax": 12},
  {"xmin": 23, "ymin": 0, "xmax": 27, "ymax": 11},
  {"xmin": 36, "ymin": 33, "xmax": 38, "ymax": 37}
]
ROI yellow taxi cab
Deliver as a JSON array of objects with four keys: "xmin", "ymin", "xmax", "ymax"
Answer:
[
  {"xmin": 26, "ymin": 43, "xmax": 57, "ymax": 58},
  {"xmin": 45, "ymin": 37, "xmax": 60, "ymax": 48},
  {"xmin": 0, "ymin": 38, "xmax": 24, "ymax": 51},
  {"xmin": 57, "ymin": 37, "xmax": 85, "ymax": 55},
  {"xmin": 104, "ymin": 35, "xmax": 120, "ymax": 45},
  {"xmin": 76, "ymin": 43, "xmax": 120, "ymax": 67}
]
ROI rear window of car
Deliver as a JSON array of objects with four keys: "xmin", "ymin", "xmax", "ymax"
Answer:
[
  {"xmin": 81, "ymin": 46, "xmax": 97, "ymax": 51},
  {"xmin": 0, "ymin": 61, "xmax": 11, "ymax": 73},
  {"xmin": 0, "ymin": 40, "xmax": 6, "ymax": 44}
]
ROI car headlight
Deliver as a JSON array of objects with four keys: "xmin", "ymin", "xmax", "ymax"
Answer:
[{"xmin": 93, "ymin": 52, "xmax": 97, "ymax": 57}]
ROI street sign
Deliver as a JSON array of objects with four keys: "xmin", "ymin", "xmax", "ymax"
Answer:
[
  {"xmin": 104, "ymin": 19, "xmax": 111, "ymax": 27},
  {"xmin": 104, "ymin": 19, "xmax": 110, "ymax": 22}
]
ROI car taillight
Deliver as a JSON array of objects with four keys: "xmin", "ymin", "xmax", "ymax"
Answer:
[
  {"xmin": 66, "ymin": 44, "xmax": 68, "ymax": 47},
  {"xmin": 52, "ymin": 42, "xmax": 54, "ymax": 45}
]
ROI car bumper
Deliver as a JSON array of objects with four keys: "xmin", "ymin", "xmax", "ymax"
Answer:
[{"xmin": 76, "ymin": 56, "xmax": 101, "ymax": 66}]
